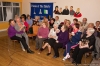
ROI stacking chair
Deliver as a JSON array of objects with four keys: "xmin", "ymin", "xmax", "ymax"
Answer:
[
  {"xmin": 8, "ymin": 38, "xmax": 18, "ymax": 53},
  {"xmin": 28, "ymin": 25, "xmax": 39, "ymax": 40}
]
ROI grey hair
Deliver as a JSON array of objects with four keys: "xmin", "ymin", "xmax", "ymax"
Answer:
[
  {"xmin": 87, "ymin": 28, "xmax": 95, "ymax": 34},
  {"xmin": 53, "ymin": 24, "xmax": 58, "ymax": 28}
]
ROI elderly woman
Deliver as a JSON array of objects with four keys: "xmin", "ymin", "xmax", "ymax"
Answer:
[
  {"xmin": 15, "ymin": 17, "xmax": 30, "ymax": 51},
  {"xmin": 53, "ymin": 25, "xmax": 69, "ymax": 58},
  {"xmin": 83, "ymin": 23, "xmax": 94, "ymax": 34},
  {"xmin": 72, "ymin": 28, "xmax": 95, "ymax": 65},
  {"xmin": 36, "ymin": 22, "xmax": 49, "ymax": 50},
  {"xmin": 39, "ymin": 24, "xmax": 59, "ymax": 56},
  {"xmin": 54, "ymin": 16, "xmax": 60, "ymax": 26},
  {"xmin": 63, "ymin": 23, "xmax": 82, "ymax": 60},
  {"xmin": 8, "ymin": 19, "xmax": 34, "ymax": 54}
]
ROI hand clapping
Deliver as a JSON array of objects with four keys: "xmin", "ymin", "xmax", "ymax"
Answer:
[
  {"xmin": 56, "ymin": 40, "xmax": 59, "ymax": 43},
  {"xmin": 71, "ymin": 32, "xmax": 75, "ymax": 36},
  {"xmin": 56, "ymin": 29, "xmax": 60, "ymax": 33}
]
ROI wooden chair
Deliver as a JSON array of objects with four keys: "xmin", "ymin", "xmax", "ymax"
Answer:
[
  {"xmin": 8, "ymin": 38, "xmax": 18, "ymax": 55},
  {"xmin": 28, "ymin": 25, "xmax": 39, "ymax": 40}
]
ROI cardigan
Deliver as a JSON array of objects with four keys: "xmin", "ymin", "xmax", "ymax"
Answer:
[
  {"xmin": 57, "ymin": 30, "xmax": 69, "ymax": 47},
  {"xmin": 48, "ymin": 28, "xmax": 59, "ymax": 40},
  {"xmin": 71, "ymin": 31, "xmax": 82, "ymax": 43},
  {"xmin": 37, "ymin": 27, "xmax": 49, "ymax": 38},
  {"xmin": 14, "ymin": 23, "xmax": 27, "ymax": 38},
  {"xmin": 81, "ymin": 34, "xmax": 95, "ymax": 51}
]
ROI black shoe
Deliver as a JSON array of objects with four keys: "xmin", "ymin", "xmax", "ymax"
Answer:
[
  {"xmin": 27, "ymin": 49, "xmax": 34, "ymax": 54},
  {"xmin": 47, "ymin": 53, "xmax": 51, "ymax": 56},
  {"xmin": 39, "ymin": 48, "xmax": 44, "ymax": 52},
  {"xmin": 72, "ymin": 60, "xmax": 76, "ymax": 64},
  {"xmin": 53, "ymin": 55, "xmax": 59, "ymax": 58},
  {"xmin": 74, "ymin": 63, "xmax": 78, "ymax": 66}
]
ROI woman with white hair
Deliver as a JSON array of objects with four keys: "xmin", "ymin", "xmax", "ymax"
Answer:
[
  {"xmin": 39, "ymin": 24, "xmax": 60, "ymax": 56},
  {"xmin": 72, "ymin": 28, "xmax": 95, "ymax": 65}
]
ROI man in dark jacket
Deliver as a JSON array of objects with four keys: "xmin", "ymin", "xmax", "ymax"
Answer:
[{"xmin": 62, "ymin": 6, "xmax": 69, "ymax": 15}]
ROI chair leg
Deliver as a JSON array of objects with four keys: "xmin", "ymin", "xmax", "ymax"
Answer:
[
  {"xmin": 13, "ymin": 41, "xmax": 16, "ymax": 51},
  {"xmin": 8, "ymin": 39, "xmax": 10, "ymax": 52},
  {"xmin": 8, "ymin": 39, "xmax": 11, "ymax": 54},
  {"xmin": 84, "ymin": 53, "xmax": 87, "ymax": 64}
]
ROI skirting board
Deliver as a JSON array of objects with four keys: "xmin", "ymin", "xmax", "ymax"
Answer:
[{"xmin": 0, "ymin": 29, "xmax": 7, "ymax": 32}]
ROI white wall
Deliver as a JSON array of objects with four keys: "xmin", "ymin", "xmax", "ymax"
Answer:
[{"xmin": 22, "ymin": 0, "xmax": 100, "ymax": 23}]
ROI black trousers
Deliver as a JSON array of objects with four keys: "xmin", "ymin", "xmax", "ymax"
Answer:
[
  {"xmin": 45, "ymin": 38, "xmax": 56, "ymax": 47},
  {"xmin": 10, "ymin": 36, "xmax": 28, "ymax": 50},
  {"xmin": 72, "ymin": 45, "xmax": 90, "ymax": 64},
  {"xmin": 52, "ymin": 43, "xmax": 63, "ymax": 57}
]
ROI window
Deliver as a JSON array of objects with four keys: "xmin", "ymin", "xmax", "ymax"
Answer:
[
  {"xmin": 0, "ymin": 2, "xmax": 20, "ymax": 22},
  {"xmin": 0, "ymin": 2, "xmax": 1, "ymax": 6},
  {"xmin": 0, "ymin": 7, "xmax": 3, "ymax": 21}
]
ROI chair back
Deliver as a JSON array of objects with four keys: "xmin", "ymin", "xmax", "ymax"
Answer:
[{"xmin": 32, "ymin": 25, "xmax": 39, "ymax": 36}]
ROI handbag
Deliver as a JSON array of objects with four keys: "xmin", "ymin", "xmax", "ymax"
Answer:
[{"xmin": 79, "ymin": 39, "xmax": 89, "ymax": 48}]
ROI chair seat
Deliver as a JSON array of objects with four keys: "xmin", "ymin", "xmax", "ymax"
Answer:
[
  {"xmin": 28, "ymin": 34, "xmax": 37, "ymax": 37},
  {"xmin": 12, "ymin": 40, "xmax": 17, "ymax": 42}
]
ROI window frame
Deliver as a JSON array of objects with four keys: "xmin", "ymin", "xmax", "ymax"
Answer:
[{"xmin": 0, "ymin": 1, "xmax": 20, "ymax": 22}]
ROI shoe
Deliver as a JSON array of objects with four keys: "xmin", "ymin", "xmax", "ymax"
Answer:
[
  {"xmin": 74, "ymin": 63, "xmax": 79, "ymax": 66},
  {"xmin": 38, "ymin": 52, "xmax": 40, "ymax": 54},
  {"xmin": 53, "ymin": 55, "xmax": 59, "ymax": 58},
  {"xmin": 28, "ymin": 46, "xmax": 30, "ymax": 48},
  {"xmin": 22, "ymin": 48, "xmax": 25, "ymax": 51},
  {"xmin": 39, "ymin": 48, "xmax": 44, "ymax": 52},
  {"xmin": 72, "ymin": 60, "xmax": 76, "ymax": 64},
  {"xmin": 27, "ymin": 49, "xmax": 34, "ymax": 54},
  {"xmin": 47, "ymin": 53, "xmax": 51, "ymax": 56},
  {"xmin": 62, "ymin": 55, "xmax": 70, "ymax": 61}
]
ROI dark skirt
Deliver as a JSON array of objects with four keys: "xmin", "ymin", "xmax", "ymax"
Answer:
[{"xmin": 45, "ymin": 38, "xmax": 56, "ymax": 47}]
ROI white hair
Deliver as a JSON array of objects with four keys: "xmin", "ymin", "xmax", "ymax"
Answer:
[
  {"xmin": 53, "ymin": 24, "xmax": 58, "ymax": 28},
  {"xmin": 87, "ymin": 28, "xmax": 95, "ymax": 34}
]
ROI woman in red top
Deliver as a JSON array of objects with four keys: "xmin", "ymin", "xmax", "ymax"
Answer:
[
  {"xmin": 21, "ymin": 16, "xmax": 29, "ymax": 32},
  {"xmin": 74, "ymin": 8, "xmax": 82, "ymax": 18}
]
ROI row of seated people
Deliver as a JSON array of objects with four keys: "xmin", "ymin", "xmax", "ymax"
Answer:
[{"xmin": 9, "ymin": 14, "xmax": 100, "ymax": 65}]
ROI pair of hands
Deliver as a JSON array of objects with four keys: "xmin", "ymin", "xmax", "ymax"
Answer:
[
  {"xmin": 49, "ymin": 35, "xmax": 56, "ymax": 39},
  {"xmin": 38, "ymin": 36, "xmax": 42, "ymax": 38},
  {"xmin": 49, "ymin": 35, "xmax": 54, "ymax": 38},
  {"xmin": 56, "ymin": 29, "xmax": 60, "ymax": 33},
  {"xmin": 79, "ymin": 45, "xmax": 92, "ymax": 49},
  {"xmin": 79, "ymin": 41, "xmax": 92, "ymax": 49},
  {"xmin": 71, "ymin": 32, "xmax": 75, "ymax": 36},
  {"xmin": 56, "ymin": 40, "xmax": 59, "ymax": 43},
  {"xmin": 79, "ymin": 41, "xmax": 88, "ymax": 49},
  {"xmin": 19, "ymin": 25, "xmax": 26, "ymax": 32}
]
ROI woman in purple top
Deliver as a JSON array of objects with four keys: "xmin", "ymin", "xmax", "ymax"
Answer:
[
  {"xmin": 35, "ymin": 22, "xmax": 49, "ymax": 50},
  {"xmin": 53, "ymin": 25, "xmax": 69, "ymax": 58},
  {"xmin": 8, "ymin": 19, "xmax": 34, "ymax": 54}
]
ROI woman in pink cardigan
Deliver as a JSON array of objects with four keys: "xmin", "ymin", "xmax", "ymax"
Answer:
[{"xmin": 35, "ymin": 22, "xmax": 49, "ymax": 50}]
